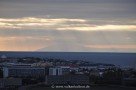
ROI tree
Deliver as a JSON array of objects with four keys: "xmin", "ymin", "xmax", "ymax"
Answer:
[
  {"xmin": 102, "ymin": 68, "xmax": 123, "ymax": 84},
  {"xmin": 0, "ymin": 69, "xmax": 3, "ymax": 78}
]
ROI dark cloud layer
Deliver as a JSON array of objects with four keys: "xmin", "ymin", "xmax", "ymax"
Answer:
[
  {"xmin": 0, "ymin": 0, "xmax": 136, "ymax": 18},
  {"xmin": 1, "ymin": 0, "xmax": 136, "ymax": 3}
]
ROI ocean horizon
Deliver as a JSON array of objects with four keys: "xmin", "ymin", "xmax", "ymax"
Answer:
[{"xmin": 0, "ymin": 51, "xmax": 136, "ymax": 68}]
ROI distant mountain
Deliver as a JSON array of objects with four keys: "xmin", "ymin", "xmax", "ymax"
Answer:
[{"xmin": 0, "ymin": 51, "xmax": 136, "ymax": 67}]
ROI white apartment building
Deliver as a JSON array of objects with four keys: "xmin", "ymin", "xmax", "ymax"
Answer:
[
  {"xmin": 3, "ymin": 64, "xmax": 46, "ymax": 78},
  {"xmin": 49, "ymin": 66, "xmax": 70, "ymax": 75}
]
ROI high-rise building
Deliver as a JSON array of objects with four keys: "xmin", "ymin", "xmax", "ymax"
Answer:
[
  {"xmin": 3, "ymin": 64, "xmax": 46, "ymax": 78},
  {"xmin": 49, "ymin": 66, "xmax": 70, "ymax": 75}
]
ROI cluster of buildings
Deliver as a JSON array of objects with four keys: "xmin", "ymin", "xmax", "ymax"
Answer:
[
  {"xmin": 2, "ymin": 64, "xmax": 71, "ymax": 78},
  {"xmin": 1, "ymin": 55, "xmax": 134, "ymax": 89},
  {"xmin": 1, "ymin": 63, "xmax": 115, "ymax": 78},
  {"xmin": 0, "ymin": 62, "xmax": 116, "ymax": 88},
  {"xmin": 46, "ymin": 75, "xmax": 89, "ymax": 85}
]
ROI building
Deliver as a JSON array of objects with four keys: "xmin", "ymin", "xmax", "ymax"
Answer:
[
  {"xmin": 0, "ymin": 55, "xmax": 7, "ymax": 63},
  {"xmin": 0, "ymin": 55, "xmax": 7, "ymax": 59},
  {"xmin": 0, "ymin": 78, "xmax": 22, "ymax": 88},
  {"xmin": 134, "ymin": 62, "xmax": 136, "ymax": 70},
  {"xmin": 2, "ymin": 63, "xmax": 32, "ymax": 67},
  {"xmin": 79, "ymin": 66, "xmax": 97, "ymax": 70},
  {"xmin": 79, "ymin": 64, "xmax": 115, "ymax": 70},
  {"xmin": 45, "ymin": 75, "xmax": 89, "ymax": 85},
  {"xmin": 3, "ymin": 64, "xmax": 46, "ymax": 78},
  {"xmin": 49, "ymin": 66, "xmax": 70, "ymax": 75}
]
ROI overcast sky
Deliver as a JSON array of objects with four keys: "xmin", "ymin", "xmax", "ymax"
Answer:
[{"xmin": 0, "ymin": 0, "xmax": 136, "ymax": 52}]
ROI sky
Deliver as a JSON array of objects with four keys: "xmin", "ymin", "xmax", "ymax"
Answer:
[{"xmin": 0, "ymin": 0, "xmax": 136, "ymax": 52}]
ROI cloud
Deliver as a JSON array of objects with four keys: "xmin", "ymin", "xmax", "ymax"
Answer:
[
  {"xmin": 57, "ymin": 25, "xmax": 136, "ymax": 31},
  {"xmin": 0, "ymin": 17, "xmax": 136, "ymax": 52},
  {"xmin": 0, "ymin": 17, "xmax": 136, "ymax": 31},
  {"xmin": 84, "ymin": 45, "xmax": 136, "ymax": 49},
  {"xmin": 0, "ymin": 17, "xmax": 87, "ymax": 29},
  {"xmin": 0, "ymin": 36, "xmax": 51, "ymax": 51},
  {"xmin": 0, "ymin": 36, "xmax": 50, "ymax": 41}
]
